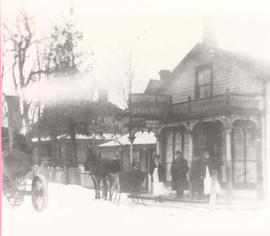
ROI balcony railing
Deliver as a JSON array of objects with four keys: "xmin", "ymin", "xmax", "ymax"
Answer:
[{"xmin": 172, "ymin": 92, "xmax": 261, "ymax": 118}]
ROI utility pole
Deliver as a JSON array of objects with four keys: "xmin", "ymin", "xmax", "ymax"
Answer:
[
  {"xmin": 128, "ymin": 52, "xmax": 135, "ymax": 167},
  {"xmin": 126, "ymin": 32, "xmax": 147, "ymax": 168}
]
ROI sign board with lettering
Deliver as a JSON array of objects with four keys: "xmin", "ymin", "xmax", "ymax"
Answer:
[{"xmin": 130, "ymin": 94, "xmax": 172, "ymax": 119}]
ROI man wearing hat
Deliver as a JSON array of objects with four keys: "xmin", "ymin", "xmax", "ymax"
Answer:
[{"xmin": 170, "ymin": 150, "xmax": 189, "ymax": 200}]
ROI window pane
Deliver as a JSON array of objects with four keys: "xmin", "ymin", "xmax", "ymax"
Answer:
[
  {"xmin": 198, "ymin": 71, "xmax": 205, "ymax": 85},
  {"xmin": 204, "ymin": 69, "xmax": 211, "ymax": 84},
  {"xmin": 246, "ymin": 162, "xmax": 257, "ymax": 184},
  {"xmin": 166, "ymin": 163, "xmax": 172, "ymax": 181},
  {"xmin": 233, "ymin": 128, "xmax": 244, "ymax": 139},
  {"xmin": 167, "ymin": 132, "xmax": 173, "ymax": 144},
  {"xmin": 233, "ymin": 139, "xmax": 244, "ymax": 160},
  {"xmin": 195, "ymin": 134, "xmax": 207, "ymax": 153},
  {"xmin": 166, "ymin": 144, "xmax": 173, "ymax": 162},
  {"xmin": 246, "ymin": 127, "xmax": 256, "ymax": 138},
  {"xmin": 175, "ymin": 131, "xmax": 182, "ymax": 152},
  {"xmin": 199, "ymin": 86, "xmax": 205, "ymax": 99},
  {"xmin": 234, "ymin": 161, "xmax": 245, "ymax": 183},
  {"xmin": 199, "ymin": 85, "xmax": 211, "ymax": 99},
  {"xmin": 246, "ymin": 138, "xmax": 256, "ymax": 160}
]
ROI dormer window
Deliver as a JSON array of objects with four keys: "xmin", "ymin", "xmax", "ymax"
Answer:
[{"xmin": 195, "ymin": 65, "xmax": 213, "ymax": 99}]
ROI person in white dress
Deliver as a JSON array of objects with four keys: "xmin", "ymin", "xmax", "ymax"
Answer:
[
  {"xmin": 202, "ymin": 151, "xmax": 221, "ymax": 202},
  {"xmin": 149, "ymin": 155, "xmax": 166, "ymax": 201}
]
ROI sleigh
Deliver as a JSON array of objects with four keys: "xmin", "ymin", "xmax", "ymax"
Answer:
[{"xmin": 110, "ymin": 169, "xmax": 146, "ymax": 203}]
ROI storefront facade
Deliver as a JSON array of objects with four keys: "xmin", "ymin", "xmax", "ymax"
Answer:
[{"xmin": 138, "ymin": 42, "xmax": 267, "ymax": 197}]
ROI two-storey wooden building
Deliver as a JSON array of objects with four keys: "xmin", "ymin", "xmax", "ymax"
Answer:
[{"xmin": 142, "ymin": 42, "xmax": 268, "ymax": 197}]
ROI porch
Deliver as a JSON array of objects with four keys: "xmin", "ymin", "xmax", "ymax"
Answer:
[
  {"xmin": 157, "ymin": 116, "xmax": 263, "ymax": 199},
  {"xmin": 171, "ymin": 91, "xmax": 262, "ymax": 119}
]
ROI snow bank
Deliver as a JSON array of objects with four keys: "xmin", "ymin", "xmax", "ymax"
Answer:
[{"xmin": 2, "ymin": 183, "xmax": 270, "ymax": 236}]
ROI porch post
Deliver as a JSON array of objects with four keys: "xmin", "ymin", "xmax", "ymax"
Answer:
[
  {"xmin": 148, "ymin": 133, "xmax": 161, "ymax": 193},
  {"xmin": 225, "ymin": 128, "xmax": 233, "ymax": 201},
  {"xmin": 187, "ymin": 130, "xmax": 194, "ymax": 198},
  {"xmin": 187, "ymin": 131, "xmax": 194, "ymax": 163},
  {"xmin": 156, "ymin": 133, "xmax": 161, "ymax": 155},
  {"xmin": 128, "ymin": 130, "xmax": 135, "ymax": 168}
]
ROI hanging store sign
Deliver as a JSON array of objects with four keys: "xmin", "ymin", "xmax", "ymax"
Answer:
[{"xmin": 130, "ymin": 94, "xmax": 172, "ymax": 119}]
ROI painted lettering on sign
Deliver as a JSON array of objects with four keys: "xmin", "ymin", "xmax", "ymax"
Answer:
[
  {"xmin": 131, "ymin": 94, "xmax": 171, "ymax": 104},
  {"xmin": 130, "ymin": 94, "xmax": 172, "ymax": 118}
]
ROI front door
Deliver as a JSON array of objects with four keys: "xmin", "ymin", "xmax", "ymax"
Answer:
[{"xmin": 193, "ymin": 122, "xmax": 223, "ymax": 179}]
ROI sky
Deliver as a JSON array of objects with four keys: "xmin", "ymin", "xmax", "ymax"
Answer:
[{"xmin": 2, "ymin": 0, "xmax": 270, "ymax": 107}]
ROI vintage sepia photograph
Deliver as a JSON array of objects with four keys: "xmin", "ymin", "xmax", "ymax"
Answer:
[{"xmin": 1, "ymin": 0, "xmax": 270, "ymax": 235}]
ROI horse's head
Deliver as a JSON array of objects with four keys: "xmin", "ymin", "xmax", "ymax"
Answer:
[{"xmin": 84, "ymin": 146, "xmax": 99, "ymax": 172}]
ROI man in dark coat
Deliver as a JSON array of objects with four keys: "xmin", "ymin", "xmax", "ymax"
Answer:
[{"xmin": 170, "ymin": 151, "xmax": 189, "ymax": 199}]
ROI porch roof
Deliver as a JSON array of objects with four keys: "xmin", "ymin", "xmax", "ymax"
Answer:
[
  {"xmin": 31, "ymin": 133, "xmax": 119, "ymax": 142},
  {"xmin": 99, "ymin": 131, "xmax": 156, "ymax": 147}
]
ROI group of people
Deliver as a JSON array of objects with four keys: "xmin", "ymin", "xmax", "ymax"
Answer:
[{"xmin": 149, "ymin": 150, "xmax": 221, "ymax": 201}]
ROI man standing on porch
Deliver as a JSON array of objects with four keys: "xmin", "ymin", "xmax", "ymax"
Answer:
[{"xmin": 171, "ymin": 151, "xmax": 189, "ymax": 200}]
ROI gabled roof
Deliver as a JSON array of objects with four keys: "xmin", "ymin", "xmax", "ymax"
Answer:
[
  {"xmin": 144, "ymin": 42, "xmax": 270, "ymax": 94},
  {"xmin": 172, "ymin": 43, "xmax": 270, "ymax": 77},
  {"xmin": 99, "ymin": 131, "xmax": 156, "ymax": 147},
  {"xmin": 31, "ymin": 99, "xmax": 123, "ymax": 138},
  {"xmin": 31, "ymin": 133, "xmax": 120, "ymax": 142},
  {"xmin": 144, "ymin": 80, "xmax": 162, "ymax": 94}
]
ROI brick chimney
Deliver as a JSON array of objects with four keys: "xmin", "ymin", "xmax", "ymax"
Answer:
[
  {"xmin": 98, "ymin": 89, "xmax": 108, "ymax": 102},
  {"xmin": 159, "ymin": 70, "xmax": 171, "ymax": 81}
]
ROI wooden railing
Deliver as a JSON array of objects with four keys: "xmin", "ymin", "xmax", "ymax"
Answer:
[{"xmin": 172, "ymin": 92, "xmax": 261, "ymax": 117}]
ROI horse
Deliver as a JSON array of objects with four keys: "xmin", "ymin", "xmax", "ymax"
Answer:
[{"xmin": 84, "ymin": 147, "xmax": 121, "ymax": 200}]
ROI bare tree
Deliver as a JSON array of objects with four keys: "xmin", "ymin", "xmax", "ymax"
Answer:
[{"xmin": 2, "ymin": 10, "xmax": 49, "ymax": 141}]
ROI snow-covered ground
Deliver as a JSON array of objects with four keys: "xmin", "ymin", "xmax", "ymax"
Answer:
[{"xmin": 2, "ymin": 183, "xmax": 270, "ymax": 236}]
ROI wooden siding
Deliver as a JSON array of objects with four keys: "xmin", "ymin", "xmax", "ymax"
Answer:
[{"xmin": 163, "ymin": 46, "xmax": 263, "ymax": 104}]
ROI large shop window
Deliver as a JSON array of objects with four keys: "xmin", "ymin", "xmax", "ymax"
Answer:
[
  {"xmin": 196, "ymin": 66, "xmax": 212, "ymax": 99},
  {"xmin": 232, "ymin": 122, "xmax": 258, "ymax": 186},
  {"xmin": 163, "ymin": 128, "xmax": 186, "ymax": 181}
]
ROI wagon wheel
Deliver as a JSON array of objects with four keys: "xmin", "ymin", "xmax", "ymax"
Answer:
[{"xmin": 31, "ymin": 175, "xmax": 48, "ymax": 212}]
